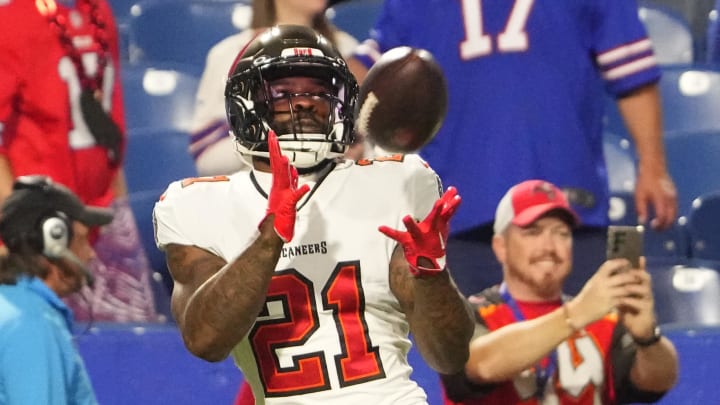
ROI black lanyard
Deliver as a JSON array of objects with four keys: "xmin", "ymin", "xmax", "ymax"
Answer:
[{"xmin": 499, "ymin": 283, "xmax": 558, "ymax": 400}]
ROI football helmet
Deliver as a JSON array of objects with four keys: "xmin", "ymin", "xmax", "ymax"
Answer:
[{"xmin": 225, "ymin": 25, "xmax": 358, "ymax": 168}]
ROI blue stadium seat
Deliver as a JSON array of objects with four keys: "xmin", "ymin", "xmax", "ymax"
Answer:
[
  {"xmin": 687, "ymin": 191, "xmax": 720, "ymax": 262},
  {"xmin": 706, "ymin": 0, "xmax": 720, "ymax": 62},
  {"xmin": 127, "ymin": 0, "xmax": 251, "ymax": 71},
  {"xmin": 608, "ymin": 191, "xmax": 636, "ymax": 226},
  {"xmin": 78, "ymin": 323, "xmax": 241, "ymax": 405},
  {"xmin": 127, "ymin": 189, "xmax": 171, "ymax": 293},
  {"xmin": 645, "ymin": 222, "xmax": 690, "ymax": 262},
  {"xmin": 638, "ymin": 1, "xmax": 694, "ymax": 64},
  {"xmin": 659, "ymin": 65, "xmax": 720, "ymax": 135},
  {"xmin": 604, "ymin": 127, "xmax": 690, "ymax": 261},
  {"xmin": 605, "ymin": 65, "xmax": 720, "ymax": 138},
  {"xmin": 325, "ymin": 0, "xmax": 383, "ymax": 40},
  {"xmin": 603, "ymin": 131, "xmax": 637, "ymax": 195},
  {"xmin": 109, "ymin": 0, "xmax": 139, "ymax": 22},
  {"xmin": 122, "ymin": 63, "xmax": 200, "ymax": 132},
  {"xmin": 649, "ymin": 263, "xmax": 720, "ymax": 326},
  {"xmin": 108, "ymin": 0, "xmax": 139, "ymax": 61},
  {"xmin": 124, "ymin": 127, "xmax": 197, "ymax": 194},
  {"xmin": 608, "ymin": 191, "xmax": 689, "ymax": 261},
  {"xmin": 125, "ymin": 127, "xmax": 197, "ymax": 290},
  {"xmin": 655, "ymin": 325, "xmax": 720, "ymax": 403},
  {"xmin": 665, "ymin": 129, "xmax": 720, "ymax": 216}
]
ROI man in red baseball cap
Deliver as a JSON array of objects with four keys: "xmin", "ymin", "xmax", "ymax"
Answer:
[
  {"xmin": 440, "ymin": 179, "xmax": 678, "ymax": 405},
  {"xmin": 492, "ymin": 179, "xmax": 580, "ymax": 236}
]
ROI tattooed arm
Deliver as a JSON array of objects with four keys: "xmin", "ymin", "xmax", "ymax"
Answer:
[
  {"xmin": 166, "ymin": 218, "xmax": 283, "ymax": 362},
  {"xmin": 166, "ymin": 133, "xmax": 309, "ymax": 362},
  {"xmin": 390, "ymin": 246, "xmax": 474, "ymax": 374}
]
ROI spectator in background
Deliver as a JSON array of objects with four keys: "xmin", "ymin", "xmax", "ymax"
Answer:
[
  {"xmin": 190, "ymin": 0, "xmax": 363, "ymax": 176},
  {"xmin": 0, "ymin": 0, "xmax": 158, "ymax": 321},
  {"xmin": 440, "ymin": 179, "xmax": 678, "ymax": 404},
  {"xmin": 0, "ymin": 175, "xmax": 113, "ymax": 405},
  {"xmin": 350, "ymin": 0, "xmax": 678, "ymax": 296}
]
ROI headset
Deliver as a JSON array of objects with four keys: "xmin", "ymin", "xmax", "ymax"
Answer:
[
  {"xmin": 40, "ymin": 211, "xmax": 72, "ymax": 259},
  {"xmin": 8, "ymin": 176, "xmax": 95, "ymax": 288},
  {"xmin": 37, "ymin": 211, "xmax": 95, "ymax": 288}
]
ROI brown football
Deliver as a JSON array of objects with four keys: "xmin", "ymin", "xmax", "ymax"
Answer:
[{"xmin": 355, "ymin": 47, "xmax": 448, "ymax": 153}]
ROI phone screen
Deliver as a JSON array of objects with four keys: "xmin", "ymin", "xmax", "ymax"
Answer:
[{"xmin": 606, "ymin": 225, "xmax": 644, "ymax": 268}]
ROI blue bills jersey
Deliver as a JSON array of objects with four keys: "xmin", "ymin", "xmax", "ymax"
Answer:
[{"xmin": 354, "ymin": 0, "xmax": 660, "ymax": 231}]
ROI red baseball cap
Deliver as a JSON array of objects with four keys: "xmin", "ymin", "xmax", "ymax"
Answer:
[{"xmin": 493, "ymin": 179, "xmax": 580, "ymax": 234}]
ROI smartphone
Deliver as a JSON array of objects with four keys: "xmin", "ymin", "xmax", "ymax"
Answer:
[{"xmin": 606, "ymin": 225, "xmax": 644, "ymax": 268}]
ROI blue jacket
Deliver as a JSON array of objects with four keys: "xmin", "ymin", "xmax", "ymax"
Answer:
[{"xmin": 0, "ymin": 276, "xmax": 98, "ymax": 405}]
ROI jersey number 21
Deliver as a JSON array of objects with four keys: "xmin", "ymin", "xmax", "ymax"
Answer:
[{"xmin": 249, "ymin": 262, "xmax": 386, "ymax": 397}]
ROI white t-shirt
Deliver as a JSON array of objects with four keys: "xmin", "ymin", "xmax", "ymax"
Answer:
[
  {"xmin": 189, "ymin": 29, "xmax": 359, "ymax": 176},
  {"xmin": 154, "ymin": 154, "xmax": 441, "ymax": 405}
]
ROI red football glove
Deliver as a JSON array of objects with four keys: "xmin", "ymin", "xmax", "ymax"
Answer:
[
  {"xmin": 259, "ymin": 131, "xmax": 310, "ymax": 243},
  {"xmin": 379, "ymin": 186, "xmax": 461, "ymax": 277}
]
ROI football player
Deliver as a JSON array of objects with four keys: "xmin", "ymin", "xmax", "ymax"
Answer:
[{"xmin": 154, "ymin": 25, "xmax": 474, "ymax": 404}]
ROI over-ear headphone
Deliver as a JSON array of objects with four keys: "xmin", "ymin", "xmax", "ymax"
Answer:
[
  {"xmin": 36, "ymin": 210, "xmax": 95, "ymax": 288},
  {"xmin": 3, "ymin": 176, "xmax": 72, "ymax": 257},
  {"xmin": 1, "ymin": 175, "xmax": 96, "ymax": 288},
  {"xmin": 39, "ymin": 211, "xmax": 72, "ymax": 259}
]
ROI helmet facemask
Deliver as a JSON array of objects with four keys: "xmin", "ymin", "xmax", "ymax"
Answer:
[{"xmin": 225, "ymin": 39, "xmax": 358, "ymax": 169}]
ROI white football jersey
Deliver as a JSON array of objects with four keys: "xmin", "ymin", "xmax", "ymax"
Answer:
[{"xmin": 154, "ymin": 155, "xmax": 442, "ymax": 404}]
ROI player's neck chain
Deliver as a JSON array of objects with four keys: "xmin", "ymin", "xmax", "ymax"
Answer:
[{"xmin": 36, "ymin": 0, "xmax": 109, "ymax": 94}]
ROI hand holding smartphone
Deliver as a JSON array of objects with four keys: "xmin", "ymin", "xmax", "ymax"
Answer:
[{"xmin": 606, "ymin": 225, "xmax": 644, "ymax": 269}]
